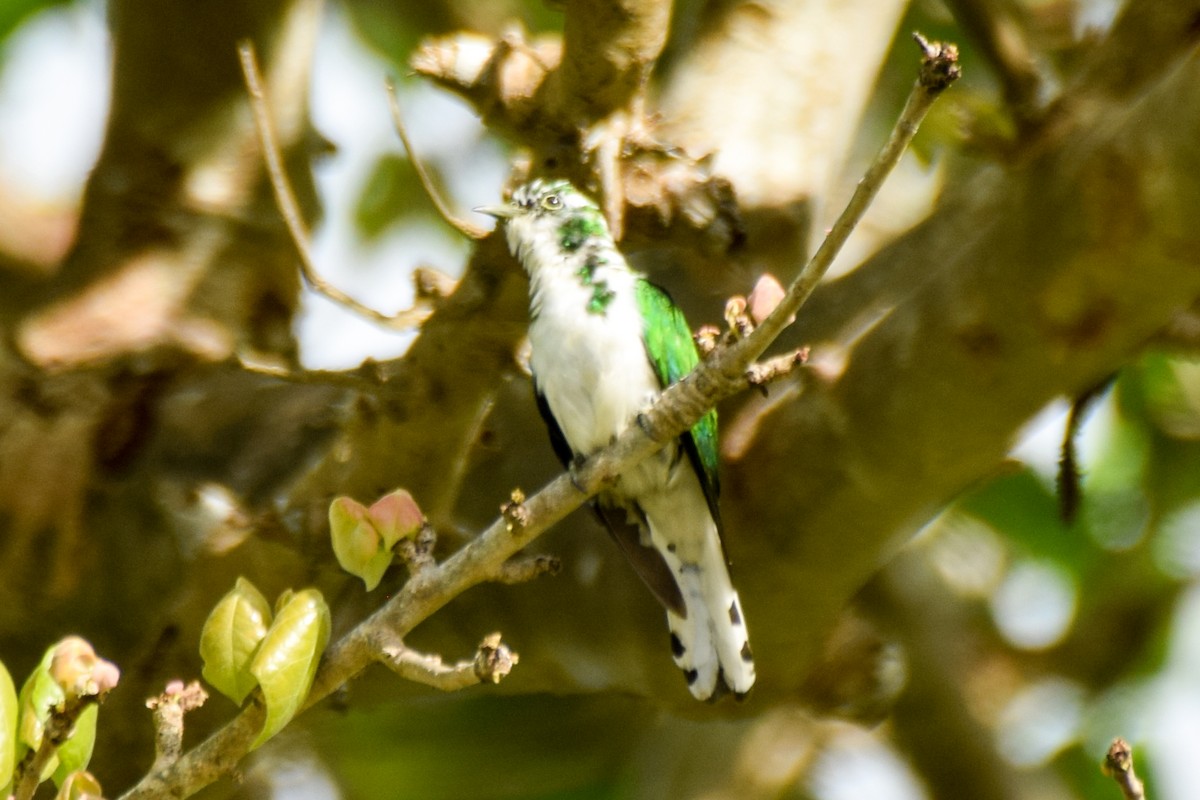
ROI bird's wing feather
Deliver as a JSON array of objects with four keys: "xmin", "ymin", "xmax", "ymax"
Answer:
[
  {"xmin": 534, "ymin": 386, "xmax": 574, "ymax": 467},
  {"xmin": 535, "ymin": 385, "xmax": 686, "ymax": 615},
  {"xmin": 634, "ymin": 279, "xmax": 722, "ymax": 531}
]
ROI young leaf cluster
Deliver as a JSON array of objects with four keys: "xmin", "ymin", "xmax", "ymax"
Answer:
[
  {"xmin": 329, "ymin": 489, "xmax": 424, "ymax": 590},
  {"xmin": 0, "ymin": 637, "xmax": 118, "ymax": 798},
  {"xmin": 199, "ymin": 579, "xmax": 331, "ymax": 749}
]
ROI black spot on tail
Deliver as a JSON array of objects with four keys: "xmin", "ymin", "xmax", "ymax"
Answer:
[
  {"xmin": 740, "ymin": 642, "xmax": 753, "ymax": 662},
  {"xmin": 670, "ymin": 633, "xmax": 686, "ymax": 658},
  {"xmin": 729, "ymin": 602, "xmax": 741, "ymax": 626}
]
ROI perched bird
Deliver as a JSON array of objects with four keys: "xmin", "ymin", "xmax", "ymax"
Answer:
[{"xmin": 478, "ymin": 179, "xmax": 755, "ymax": 700}]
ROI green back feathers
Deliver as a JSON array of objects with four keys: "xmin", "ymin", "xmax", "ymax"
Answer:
[{"xmin": 635, "ymin": 279, "xmax": 721, "ymax": 523}]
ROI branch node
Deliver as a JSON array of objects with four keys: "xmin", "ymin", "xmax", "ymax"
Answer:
[
  {"xmin": 376, "ymin": 633, "xmax": 519, "ymax": 690},
  {"xmin": 501, "ymin": 488, "xmax": 530, "ymax": 532},
  {"xmin": 146, "ymin": 680, "xmax": 209, "ymax": 773},
  {"xmin": 397, "ymin": 522, "xmax": 438, "ymax": 574},
  {"xmin": 413, "ymin": 266, "xmax": 459, "ymax": 305},
  {"xmin": 1102, "ymin": 738, "xmax": 1147, "ymax": 800},
  {"xmin": 695, "ymin": 325, "xmax": 721, "ymax": 357},
  {"xmin": 474, "ymin": 632, "xmax": 520, "ymax": 684},
  {"xmin": 724, "ymin": 296, "xmax": 755, "ymax": 340},
  {"xmin": 913, "ymin": 31, "xmax": 962, "ymax": 91}
]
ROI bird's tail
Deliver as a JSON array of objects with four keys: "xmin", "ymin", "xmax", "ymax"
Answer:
[{"xmin": 666, "ymin": 561, "xmax": 755, "ymax": 701}]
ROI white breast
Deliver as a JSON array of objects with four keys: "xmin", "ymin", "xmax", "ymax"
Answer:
[{"xmin": 528, "ymin": 266, "xmax": 661, "ymax": 457}]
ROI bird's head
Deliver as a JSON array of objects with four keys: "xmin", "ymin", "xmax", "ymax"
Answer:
[{"xmin": 476, "ymin": 179, "xmax": 612, "ymax": 271}]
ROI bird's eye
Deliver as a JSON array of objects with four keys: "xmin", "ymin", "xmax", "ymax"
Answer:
[{"xmin": 541, "ymin": 194, "xmax": 563, "ymax": 211}]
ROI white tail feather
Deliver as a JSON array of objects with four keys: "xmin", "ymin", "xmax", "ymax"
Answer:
[{"xmin": 640, "ymin": 471, "xmax": 755, "ymax": 700}]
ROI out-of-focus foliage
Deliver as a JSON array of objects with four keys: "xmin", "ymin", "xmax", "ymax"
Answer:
[
  {"xmin": 311, "ymin": 693, "xmax": 647, "ymax": 800},
  {"xmin": 905, "ymin": 348, "xmax": 1200, "ymax": 798},
  {"xmin": 0, "ymin": 0, "xmax": 66, "ymax": 51}
]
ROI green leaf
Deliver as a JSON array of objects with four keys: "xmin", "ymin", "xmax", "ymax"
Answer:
[
  {"xmin": 54, "ymin": 769, "xmax": 102, "ymax": 800},
  {"xmin": 330, "ymin": 496, "xmax": 391, "ymax": 591},
  {"xmin": 0, "ymin": 659, "xmax": 16, "ymax": 789},
  {"xmin": 17, "ymin": 646, "xmax": 63, "ymax": 756},
  {"xmin": 200, "ymin": 578, "xmax": 272, "ymax": 705},
  {"xmin": 249, "ymin": 588, "xmax": 331, "ymax": 749},
  {"xmin": 50, "ymin": 704, "xmax": 96, "ymax": 788}
]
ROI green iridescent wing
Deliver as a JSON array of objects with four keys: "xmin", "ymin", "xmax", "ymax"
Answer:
[{"xmin": 635, "ymin": 279, "xmax": 721, "ymax": 529}]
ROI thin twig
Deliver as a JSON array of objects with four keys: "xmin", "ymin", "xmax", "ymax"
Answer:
[
  {"xmin": 237, "ymin": 41, "xmax": 432, "ymax": 331},
  {"xmin": 1057, "ymin": 376, "xmax": 1113, "ymax": 523},
  {"xmin": 725, "ymin": 33, "xmax": 960, "ymax": 371},
  {"xmin": 1103, "ymin": 738, "xmax": 1147, "ymax": 800},
  {"xmin": 117, "ymin": 38, "xmax": 958, "ymax": 800},
  {"xmin": 146, "ymin": 681, "xmax": 209, "ymax": 774},
  {"xmin": 384, "ymin": 78, "xmax": 488, "ymax": 239},
  {"xmin": 745, "ymin": 347, "xmax": 810, "ymax": 389},
  {"xmin": 377, "ymin": 633, "xmax": 518, "ymax": 690},
  {"xmin": 232, "ymin": 351, "xmax": 391, "ymax": 391}
]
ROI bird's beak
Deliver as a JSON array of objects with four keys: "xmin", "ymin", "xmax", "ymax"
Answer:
[{"xmin": 474, "ymin": 204, "xmax": 516, "ymax": 220}]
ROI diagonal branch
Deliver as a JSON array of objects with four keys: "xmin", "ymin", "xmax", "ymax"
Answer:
[
  {"xmin": 117, "ymin": 35, "xmax": 958, "ymax": 800},
  {"xmin": 384, "ymin": 78, "xmax": 488, "ymax": 240}
]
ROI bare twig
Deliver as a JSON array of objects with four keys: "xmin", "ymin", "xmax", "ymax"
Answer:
[
  {"xmin": 385, "ymin": 78, "xmax": 488, "ymax": 239},
  {"xmin": 1057, "ymin": 376, "xmax": 1113, "ymax": 523},
  {"xmin": 117, "ymin": 38, "xmax": 956, "ymax": 800},
  {"xmin": 237, "ymin": 41, "xmax": 433, "ymax": 331},
  {"xmin": 746, "ymin": 348, "xmax": 810, "ymax": 389},
  {"xmin": 232, "ymin": 351, "xmax": 390, "ymax": 391},
  {"xmin": 146, "ymin": 681, "xmax": 209, "ymax": 774},
  {"xmin": 723, "ymin": 34, "xmax": 960, "ymax": 372},
  {"xmin": 377, "ymin": 633, "xmax": 519, "ymax": 690},
  {"xmin": 1103, "ymin": 738, "xmax": 1147, "ymax": 800}
]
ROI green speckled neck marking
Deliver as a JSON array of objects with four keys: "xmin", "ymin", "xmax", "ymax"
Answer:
[
  {"xmin": 558, "ymin": 210, "xmax": 606, "ymax": 252},
  {"xmin": 577, "ymin": 252, "xmax": 615, "ymax": 314}
]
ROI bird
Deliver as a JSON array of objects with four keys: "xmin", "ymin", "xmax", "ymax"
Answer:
[{"xmin": 477, "ymin": 178, "xmax": 754, "ymax": 700}]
